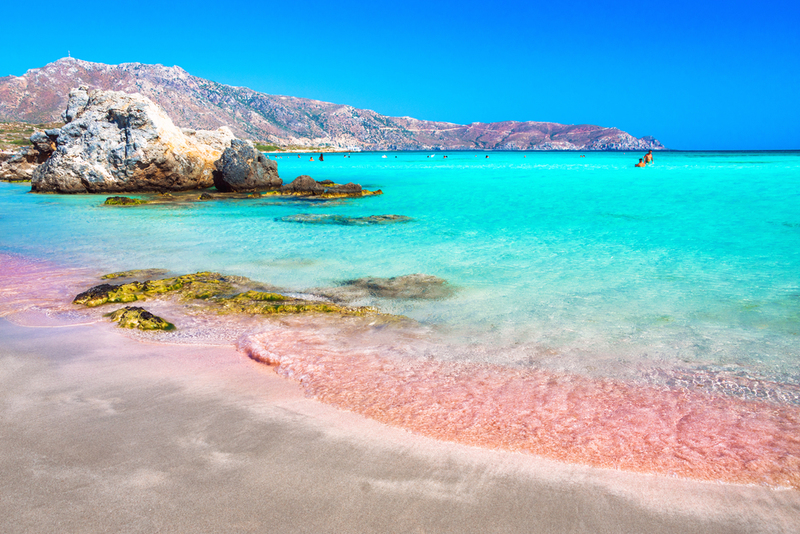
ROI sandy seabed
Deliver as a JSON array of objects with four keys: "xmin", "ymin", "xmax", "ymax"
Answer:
[{"xmin": 1, "ymin": 317, "xmax": 799, "ymax": 534}]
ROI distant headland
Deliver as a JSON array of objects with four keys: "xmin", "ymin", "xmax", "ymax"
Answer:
[{"xmin": 0, "ymin": 57, "xmax": 664, "ymax": 152}]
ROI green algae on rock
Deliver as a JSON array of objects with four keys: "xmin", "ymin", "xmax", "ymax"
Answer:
[
  {"xmin": 104, "ymin": 196, "xmax": 149, "ymax": 206},
  {"xmin": 74, "ymin": 272, "xmax": 378, "ymax": 317},
  {"xmin": 74, "ymin": 272, "xmax": 235, "ymax": 307},
  {"xmin": 106, "ymin": 306, "xmax": 175, "ymax": 330}
]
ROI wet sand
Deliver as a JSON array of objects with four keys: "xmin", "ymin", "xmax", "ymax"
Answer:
[{"xmin": 2, "ymin": 318, "xmax": 799, "ymax": 533}]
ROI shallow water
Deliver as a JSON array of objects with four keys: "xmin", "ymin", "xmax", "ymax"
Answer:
[{"xmin": 2, "ymin": 150, "xmax": 799, "ymax": 486}]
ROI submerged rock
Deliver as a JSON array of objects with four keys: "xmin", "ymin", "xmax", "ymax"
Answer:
[
  {"xmin": 106, "ymin": 306, "xmax": 175, "ymax": 330},
  {"xmin": 316, "ymin": 274, "xmax": 454, "ymax": 302},
  {"xmin": 213, "ymin": 139, "xmax": 281, "ymax": 192},
  {"xmin": 32, "ymin": 86, "xmax": 235, "ymax": 193},
  {"xmin": 104, "ymin": 196, "xmax": 148, "ymax": 205},
  {"xmin": 278, "ymin": 214, "xmax": 412, "ymax": 226}
]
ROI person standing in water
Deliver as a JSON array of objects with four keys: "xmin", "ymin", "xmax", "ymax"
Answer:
[{"xmin": 319, "ymin": 153, "xmax": 324, "ymax": 162}]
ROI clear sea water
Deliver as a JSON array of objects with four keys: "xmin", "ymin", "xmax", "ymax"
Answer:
[
  {"xmin": 2, "ymin": 150, "xmax": 800, "ymax": 484},
  {"xmin": 3, "ymin": 151, "xmax": 799, "ymax": 377}
]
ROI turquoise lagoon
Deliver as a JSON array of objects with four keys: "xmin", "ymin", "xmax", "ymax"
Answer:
[{"xmin": 3, "ymin": 151, "xmax": 799, "ymax": 387}]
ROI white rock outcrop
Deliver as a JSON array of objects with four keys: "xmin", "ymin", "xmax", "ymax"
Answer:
[{"xmin": 32, "ymin": 86, "xmax": 234, "ymax": 193}]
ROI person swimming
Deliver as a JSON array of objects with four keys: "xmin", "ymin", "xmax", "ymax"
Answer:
[{"xmin": 635, "ymin": 158, "xmax": 646, "ymax": 167}]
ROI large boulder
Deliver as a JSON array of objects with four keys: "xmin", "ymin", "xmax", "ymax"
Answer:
[
  {"xmin": 213, "ymin": 139, "xmax": 281, "ymax": 192},
  {"xmin": 31, "ymin": 86, "xmax": 235, "ymax": 193}
]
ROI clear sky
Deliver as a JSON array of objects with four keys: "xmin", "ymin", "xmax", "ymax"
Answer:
[{"xmin": 1, "ymin": 0, "xmax": 798, "ymax": 149}]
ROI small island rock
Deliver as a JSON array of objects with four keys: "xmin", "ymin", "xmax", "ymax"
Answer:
[{"xmin": 213, "ymin": 139, "xmax": 281, "ymax": 192}]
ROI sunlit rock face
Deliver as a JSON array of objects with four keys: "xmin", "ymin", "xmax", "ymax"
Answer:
[{"xmin": 31, "ymin": 86, "xmax": 234, "ymax": 193}]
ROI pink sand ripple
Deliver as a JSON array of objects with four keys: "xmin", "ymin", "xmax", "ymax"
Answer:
[{"xmin": 240, "ymin": 324, "xmax": 800, "ymax": 488}]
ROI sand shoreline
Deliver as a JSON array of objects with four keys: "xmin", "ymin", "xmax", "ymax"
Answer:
[{"xmin": 2, "ymin": 317, "xmax": 799, "ymax": 533}]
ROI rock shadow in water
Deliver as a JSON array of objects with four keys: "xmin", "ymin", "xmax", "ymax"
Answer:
[{"xmin": 315, "ymin": 274, "xmax": 454, "ymax": 303}]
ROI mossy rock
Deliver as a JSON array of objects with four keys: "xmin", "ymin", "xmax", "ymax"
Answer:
[
  {"xmin": 106, "ymin": 306, "xmax": 175, "ymax": 330},
  {"xmin": 74, "ymin": 271, "xmax": 378, "ymax": 317},
  {"xmin": 73, "ymin": 282, "xmax": 143, "ymax": 307},
  {"xmin": 104, "ymin": 196, "xmax": 148, "ymax": 206},
  {"xmin": 75, "ymin": 272, "xmax": 234, "ymax": 307}
]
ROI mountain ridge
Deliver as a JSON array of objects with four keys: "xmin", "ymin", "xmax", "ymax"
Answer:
[{"xmin": 0, "ymin": 58, "xmax": 665, "ymax": 151}]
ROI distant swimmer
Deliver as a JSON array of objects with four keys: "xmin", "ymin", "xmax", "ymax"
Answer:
[
  {"xmin": 319, "ymin": 153, "xmax": 324, "ymax": 161},
  {"xmin": 635, "ymin": 158, "xmax": 646, "ymax": 167},
  {"xmin": 310, "ymin": 157, "xmax": 315, "ymax": 161},
  {"xmin": 485, "ymin": 155, "xmax": 489, "ymax": 158},
  {"xmin": 644, "ymin": 150, "xmax": 654, "ymax": 164},
  {"xmin": 580, "ymin": 155, "xmax": 586, "ymax": 158}
]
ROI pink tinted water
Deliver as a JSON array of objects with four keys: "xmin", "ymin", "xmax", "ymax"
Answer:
[
  {"xmin": 240, "ymin": 319, "xmax": 800, "ymax": 488},
  {"xmin": 0, "ymin": 253, "xmax": 96, "ymax": 323},
  {"xmin": 4, "ymin": 253, "xmax": 799, "ymax": 488}
]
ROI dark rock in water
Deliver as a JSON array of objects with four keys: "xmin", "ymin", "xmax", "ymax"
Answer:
[
  {"xmin": 278, "ymin": 175, "xmax": 372, "ymax": 198},
  {"xmin": 278, "ymin": 214, "xmax": 412, "ymax": 226},
  {"xmin": 316, "ymin": 274, "xmax": 454, "ymax": 302},
  {"xmin": 198, "ymin": 192, "xmax": 215, "ymax": 200},
  {"xmin": 336, "ymin": 182, "xmax": 362, "ymax": 193},
  {"xmin": 106, "ymin": 306, "xmax": 175, "ymax": 330},
  {"xmin": 73, "ymin": 282, "xmax": 142, "ymax": 307},
  {"xmin": 104, "ymin": 196, "xmax": 148, "ymax": 205},
  {"xmin": 283, "ymin": 175, "xmax": 323, "ymax": 194},
  {"xmin": 213, "ymin": 138, "xmax": 281, "ymax": 192}
]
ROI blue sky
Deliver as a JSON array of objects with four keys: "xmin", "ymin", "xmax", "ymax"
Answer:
[{"xmin": 2, "ymin": 0, "xmax": 798, "ymax": 149}]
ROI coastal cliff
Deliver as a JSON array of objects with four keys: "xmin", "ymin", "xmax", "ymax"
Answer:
[{"xmin": 1, "ymin": 58, "xmax": 665, "ymax": 151}]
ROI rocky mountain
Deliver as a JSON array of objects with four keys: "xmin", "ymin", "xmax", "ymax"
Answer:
[{"xmin": 0, "ymin": 58, "xmax": 664, "ymax": 151}]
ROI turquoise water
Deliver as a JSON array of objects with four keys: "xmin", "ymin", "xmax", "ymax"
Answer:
[{"xmin": 2, "ymin": 150, "xmax": 799, "ymax": 386}]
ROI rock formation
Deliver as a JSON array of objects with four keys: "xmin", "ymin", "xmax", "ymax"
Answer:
[
  {"xmin": 31, "ymin": 86, "xmax": 235, "ymax": 193},
  {"xmin": 279, "ymin": 175, "xmax": 370, "ymax": 197},
  {"xmin": 107, "ymin": 306, "xmax": 175, "ymax": 330},
  {"xmin": 1, "ymin": 58, "xmax": 666, "ymax": 151},
  {"xmin": 213, "ymin": 139, "xmax": 281, "ymax": 192},
  {"xmin": 0, "ymin": 147, "xmax": 39, "ymax": 181}
]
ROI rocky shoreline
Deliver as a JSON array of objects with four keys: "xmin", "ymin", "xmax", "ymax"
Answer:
[
  {"xmin": 0, "ymin": 86, "xmax": 379, "ymax": 199},
  {"xmin": 71, "ymin": 269, "xmax": 452, "ymax": 332}
]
